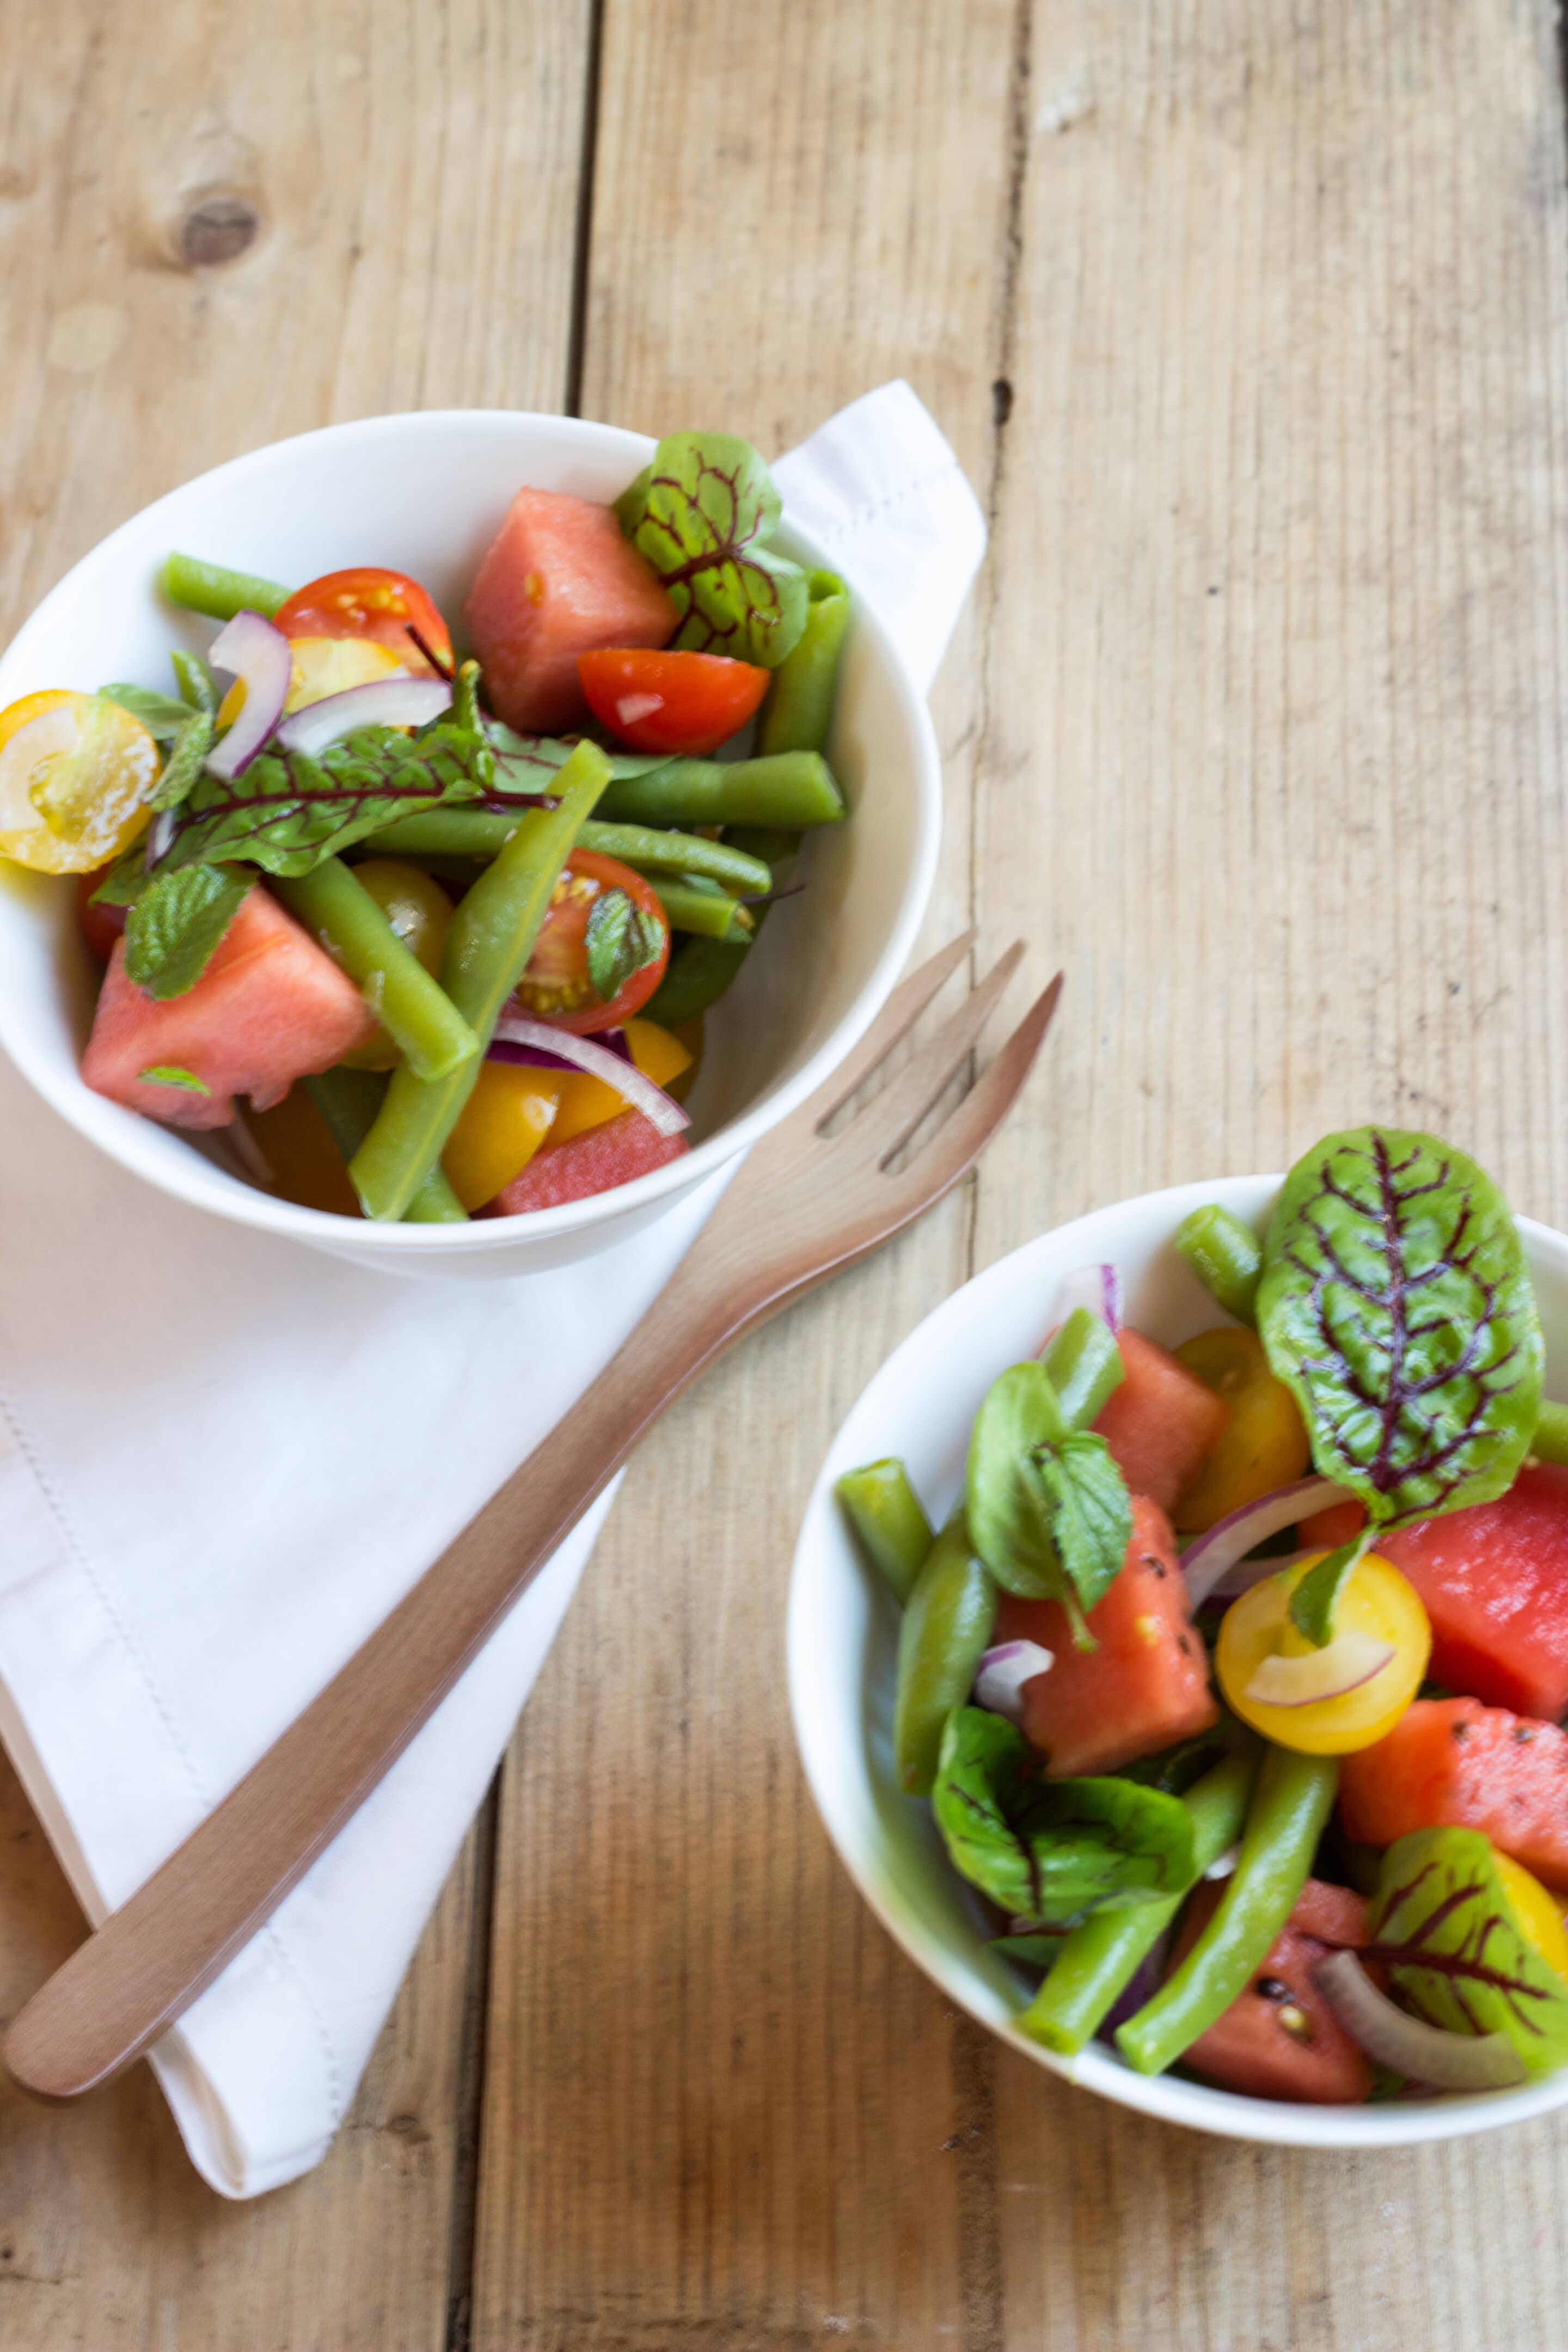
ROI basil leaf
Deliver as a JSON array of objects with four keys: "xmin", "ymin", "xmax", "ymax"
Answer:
[
  {"xmin": 933, "ymin": 1708, "xmax": 1196, "ymax": 1927},
  {"xmin": 100, "ymin": 682, "xmax": 192, "ymax": 741},
  {"xmin": 136, "ymin": 1064, "xmax": 211, "ymax": 1095},
  {"xmin": 617, "ymin": 432, "xmax": 808, "ymax": 669},
  {"xmin": 965, "ymin": 1361, "xmax": 1132, "ymax": 1638},
  {"xmin": 162, "ymin": 720, "xmax": 492, "ymax": 878},
  {"xmin": 1258, "ymin": 1127, "xmax": 1542, "ymax": 1529},
  {"xmin": 171, "ymin": 648, "xmax": 219, "ymax": 714},
  {"xmin": 124, "ymin": 864, "xmax": 250, "ymax": 999},
  {"xmin": 149, "ymin": 708, "xmax": 215, "ymax": 813},
  {"xmin": 584, "ymin": 888, "xmax": 665, "ymax": 1004},
  {"xmin": 1368, "ymin": 1827, "xmax": 1568, "ymax": 2074}
]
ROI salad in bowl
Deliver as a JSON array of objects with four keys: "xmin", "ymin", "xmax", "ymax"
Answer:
[
  {"xmin": 799, "ymin": 1127, "xmax": 1568, "ymax": 2141},
  {"xmin": 0, "ymin": 428, "xmax": 853, "ymax": 1230}
]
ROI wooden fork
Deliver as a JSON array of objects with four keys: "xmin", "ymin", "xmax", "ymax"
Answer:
[{"xmin": 3, "ymin": 935, "xmax": 1061, "ymax": 2102}]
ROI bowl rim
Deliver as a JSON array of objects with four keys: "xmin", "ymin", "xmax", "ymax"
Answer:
[
  {"xmin": 0, "ymin": 407, "xmax": 941, "ymax": 1255},
  {"xmin": 787, "ymin": 1172, "xmax": 1568, "ymax": 2148}
]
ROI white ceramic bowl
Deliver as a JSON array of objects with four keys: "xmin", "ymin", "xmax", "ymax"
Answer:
[
  {"xmin": 789, "ymin": 1174, "xmax": 1568, "ymax": 2147},
  {"xmin": 0, "ymin": 412, "xmax": 939, "ymax": 1278}
]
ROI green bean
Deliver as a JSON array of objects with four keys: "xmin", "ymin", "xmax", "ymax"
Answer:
[
  {"xmin": 758, "ymin": 571, "xmax": 851, "ymax": 756},
  {"xmin": 1533, "ymin": 1401, "xmax": 1568, "ymax": 1465},
  {"xmin": 837, "ymin": 1459, "xmax": 935, "ymax": 1606},
  {"xmin": 303, "ymin": 1071, "xmax": 467, "ymax": 1222},
  {"xmin": 1175, "ymin": 1204, "xmax": 1264, "ymax": 1326},
  {"xmin": 348, "ymin": 742, "xmax": 610, "ymax": 1222},
  {"xmin": 1115, "ymin": 1745, "xmax": 1339, "ymax": 2075},
  {"xmin": 170, "ymin": 648, "xmax": 218, "ymax": 713},
  {"xmin": 1041, "ymin": 1307, "xmax": 1125, "ymax": 1430},
  {"xmin": 164, "ymin": 551, "xmax": 290, "ymax": 623},
  {"xmin": 893, "ymin": 1510, "xmax": 998, "ymax": 1796},
  {"xmin": 652, "ymin": 877, "xmax": 755, "ymax": 941},
  {"xmin": 1019, "ymin": 1750, "xmax": 1254, "ymax": 2055},
  {"xmin": 597, "ymin": 750, "xmax": 845, "ymax": 829},
  {"xmin": 275, "ymin": 859, "xmax": 479, "ymax": 1083},
  {"xmin": 365, "ymin": 811, "xmax": 520, "ymax": 860},
  {"xmin": 364, "ymin": 808, "xmax": 773, "ymax": 897}
]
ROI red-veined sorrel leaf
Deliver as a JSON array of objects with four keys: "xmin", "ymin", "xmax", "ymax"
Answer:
[
  {"xmin": 616, "ymin": 432, "xmax": 807, "ymax": 668},
  {"xmin": 1366, "ymin": 1827, "xmax": 1568, "ymax": 2074}
]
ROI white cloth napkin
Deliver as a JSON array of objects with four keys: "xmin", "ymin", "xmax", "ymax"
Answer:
[{"xmin": 0, "ymin": 382, "xmax": 985, "ymax": 2198}]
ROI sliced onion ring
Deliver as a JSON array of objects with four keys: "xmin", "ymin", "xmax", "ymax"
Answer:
[
  {"xmin": 1180, "ymin": 1475, "xmax": 1351, "ymax": 1612},
  {"xmin": 274, "ymin": 675, "xmax": 451, "ymax": 756},
  {"xmin": 974, "ymin": 1639, "xmax": 1054, "ymax": 1723},
  {"xmin": 488, "ymin": 1026, "xmax": 632, "ymax": 1074},
  {"xmin": 204, "ymin": 610, "xmax": 294, "ymax": 780},
  {"xmin": 1313, "ymin": 1951, "xmax": 1528, "ymax": 2091},
  {"xmin": 1054, "ymin": 1261, "xmax": 1123, "ymax": 1333},
  {"xmin": 1242, "ymin": 1628, "xmax": 1395, "ymax": 1708},
  {"xmin": 489, "ymin": 1013, "xmax": 689, "ymax": 1138}
]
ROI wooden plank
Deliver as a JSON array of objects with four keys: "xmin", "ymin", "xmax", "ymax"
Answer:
[
  {"xmin": 472, "ymin": 2, "xmax": 1019, "ymax": 2344},
  {"xmin": 477, "ymin": 2, "xmax": 1568, "ymax": 2349},
  {"xmin": 0, "ymin": 0, "xmax": 590, "ymax": 2341}
]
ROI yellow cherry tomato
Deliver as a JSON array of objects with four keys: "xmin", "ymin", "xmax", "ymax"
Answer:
[
  {"xmin": 338, "ymin": 859, "xmax": 455, "ymax": 1071},
  {"xmin": 1173, "ymin": 1326, "xmax": 1310, "ymax": 1533},
  {"xmin": 216, "ymin": 636, "xmax": 406, "ymax": 733},
  {"xmin": 1216, "ymin": 1550, "xmax": 1431, "ymax": 1754},
  {"xmin": 0, "ymin": 689, "xmax": 156, "ymax": 873},
  {"xmin": 1494, "ymin": 1852, "xmax": 1568, "ymax": 1984},
  {"xmin": 246, "ymin": 1086, "xmax": 362, "ymax": 1217},
  {"xmin": 547, "ymin": 1020, "xmax": 696, "ymax": 1145},
  {"xmin": 442, "ymin": 1061, "xmax": 563, "ymax": 1211},
  {"xmin": 623, "ymin": 1015, "xmax": 694, "ymax": 1090}
]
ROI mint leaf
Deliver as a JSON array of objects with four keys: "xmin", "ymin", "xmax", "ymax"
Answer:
[
  {"xmin": 100, "ymin": 682, "xmax": 192, "ymax": 741},
  {"xmin": 136, "ymin": 1064, "xmax": 211, "ymax": 1095},
  {"xmin": 1288, "ymin": 1527, "xmax": 1376, "ymax": 1646},
  {"xmin": 90, "ymin": 843, "xmax": 153, "ymax": 909},
  {"xmin": 965, "ymin": 1361, "xmax": 1133, "ymax": 1639},
  {"xmin": 149, "ymin": 708, "xmax": 216, "ymax": 813},
  {"xmin": 1031, "ymin": 1431, "xmax": 1134, "ymax": 1619},
  {"xmin": 584, "ymin": 888, "xmax": 665, "ymax": 1003},
  {"xmin": 171, "ymin": 648, "xmax": 219, "ymax": 714},
  {"xmin": 125, "ymin": 865, "xmax": 250, "ymax": 999},
  {"xmin": 1259, "ymin": 1128, "xmax": 1543, "ymax": 1533},
  {"xmin": 616, "ymin": 432, "xmax": 808, "ymax": 668},
  {"xmin": 933, "ymin": 1707, "xmax": 1195, "ymax": 1927},
  {"xmin": 1368, "ymin": 1827, "xmax": 1568, "ymax": 2074}
]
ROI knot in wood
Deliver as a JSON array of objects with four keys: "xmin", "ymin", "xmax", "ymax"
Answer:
[{"xmin": 178, "ymin": 192, "xmax": 259, "ymax": 268}]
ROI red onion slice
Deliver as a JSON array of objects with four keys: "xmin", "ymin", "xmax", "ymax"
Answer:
[
  {"xmin": 274, "ymin": 675, "xmax": 451, "ymax": 757},
  {"xmin": 973, "ymin": 1639, "xmax": 1054, "ymax": 1723},
  {"xmin": 489, "ymin": 1013, "xmax": 689, "ymax": 1137},
  {"xmin": 1313, "ymin": 1951, "xmax": 1528, "ymax": 2092},
  {"xmin": 204, "ymin": 610, "xmax": 294, "ymax": 780},
  {"xmin": 1180, "ymin": 1475, "xmax": 1351, "ymax": 1611},
  {"xmin": 1051, "ymin": 1261, "xmax": 1123, "ymax": 1334},
  {"xmin": 487, "ymin": 1027, "xmax": 632, "ymax": 1074},
  {"xmin": 1242, "ymin": 1629, "xmax": 1395, "ymax": 1708}
]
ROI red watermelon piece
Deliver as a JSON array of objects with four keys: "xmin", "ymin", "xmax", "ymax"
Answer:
[
  {"xmin": 1091, "ymin": 1327, "xmax": 1232, "ymax": 1516},
  {"xmin": 463, "ymin": 488, "xmax": 676, "ymax": 734},
  {"xmin": 481, "ymin": 1107, "xmax": 688, "ymax": 1216},
  {"xmin": 994, "ymin": 1494, "xmax": 1218, "ymax": 1777},
  {"xmin": 1168, "ymin": 1877, "xmax": 1373, "ymax": 2105},
  {"xmin": 1339, "ymin": 1695, "xmax": 1568, "ymax": 1888},
  {"xmin": 82, "ymin": 886, "xmax": 376, "ymax": 1131}
]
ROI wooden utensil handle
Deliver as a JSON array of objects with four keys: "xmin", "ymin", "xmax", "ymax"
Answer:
[{"xmin": 3, "ymin": 1250, "xmax": 744, "ymax": 2102}]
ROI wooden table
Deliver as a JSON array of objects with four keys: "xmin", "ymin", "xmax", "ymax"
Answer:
[{"xmin": 4, "ymin": 2, "xmax": 1568, "ymax": 2342}]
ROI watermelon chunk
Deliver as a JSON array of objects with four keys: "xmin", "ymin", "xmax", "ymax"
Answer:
[
  {"xmin": 82, "ymin": 886, "xmax": 376, "ymax": 1131},
  {"xmin": 1339, "ymin": 1696, "xmax": 1568, "ymax": 1888},
  {"xmin": 480, "ymin": 1107, "xmax": 688, "ymax": 1216},
  {"xmin": 463, "ymin": 488, "xmax": 676, "ymax": 735},
  {"xmin": 1091, "ymin": 1327, "xmax": 1231, "ymax": 1516},
  {"xmin": 993, "ymin": 1494, "xmax": 1218, "ymax": 1777},
  {"xmin": 1169, "ymin": 1877, "xmax": 1373, "ymax": 2104}
]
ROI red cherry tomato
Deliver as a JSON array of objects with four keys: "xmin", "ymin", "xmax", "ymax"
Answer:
[
  {"xmin": 577, "ymin": 648, "xmax": 769, "ymax": 756},
  {"xmin": 512, "ymin": 849, "xmax": 670, "ymax": 1035},
  {"xmin": 76, "ymin": 869, "xmax": 127, "ymax": 964},
  {"xmin": 273, "ymin": 567, "xmax": 454, "ymax": 678}
]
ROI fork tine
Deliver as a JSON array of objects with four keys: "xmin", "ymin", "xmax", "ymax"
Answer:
[
  {"xmin": 849, "ymin": 939, "xmax": 1026, "ymax": 1167},
  {"xmin": 886, "ymin": 971, "xmax": 1063, "ymax": 1205},
  {"xmin": 810, "ymin": 929, "xmax": 975, "ymax": 1130}
]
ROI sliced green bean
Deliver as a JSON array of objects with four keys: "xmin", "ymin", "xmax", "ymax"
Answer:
[
  {"xmin": 1041, "ymin": 1308, "xmax": 1125, "ymax": 1430},
  {"xmin": 597, "ymin": 750, "xmax": 845, "ymax": 829},
  {"xmin": 758, "ymin": 571, "xmax": 851, "ymax": 756},
  {"xmin": 837, "ymin": 1459, "xmax": 935, "ymax": 1606},
  {"xmin": 364, "ymin": 809, "xmax": 774, "ymax": 897},
  {"xmin": 303, "ymin": 1070, "xmax": 467, "ymax": 1222},
  {"xmin": 1115, "ymin": 1746, "xmax": 1339, "ymax": 2075},
  {"xmin": 349, "ymin": 742, "xmax": 610, "ymax": 1222},
  {"xmin": 277, "ymin": 859, "xmax": 479, "ymax": 1083},
  {"xmin": 1533, "ymin": 1401, "xmax": 1568, "ymax": 1465},
  {"xmin": 1019, "ymin": 1750, "xmax": 1254, "ymax": 2055},
  {"xmin": 1175, "ymin": 1204, "xmax": 1264, "ymax": 1326},
  {"xmin": 164, "ymin": 551, "xmax": 290, "ymax": 623},
  {"xmin": 894, "ymin": 1510, "xmax": 997, "ymax": 1796},
  {"xmin": 652, "ymin": 876, "xmax": 755, "ymax": 941}
]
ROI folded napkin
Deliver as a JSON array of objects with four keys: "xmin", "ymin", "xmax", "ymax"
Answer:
[{"xmin": 0, "ymin": 382, "xmax": 985, "ymax": 2197}]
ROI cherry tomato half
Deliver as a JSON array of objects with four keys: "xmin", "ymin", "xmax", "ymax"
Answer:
[
  {"xmin": 273, "ymin": 567, "xmax": 454, "ymax": 678},
  {"xmin": 578, "ymin": 648, "xmax": 769, "ymax": 756},
  {"xmin": 511, "ymin": 849, "xmax": 670, "ymax": 1035}
]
